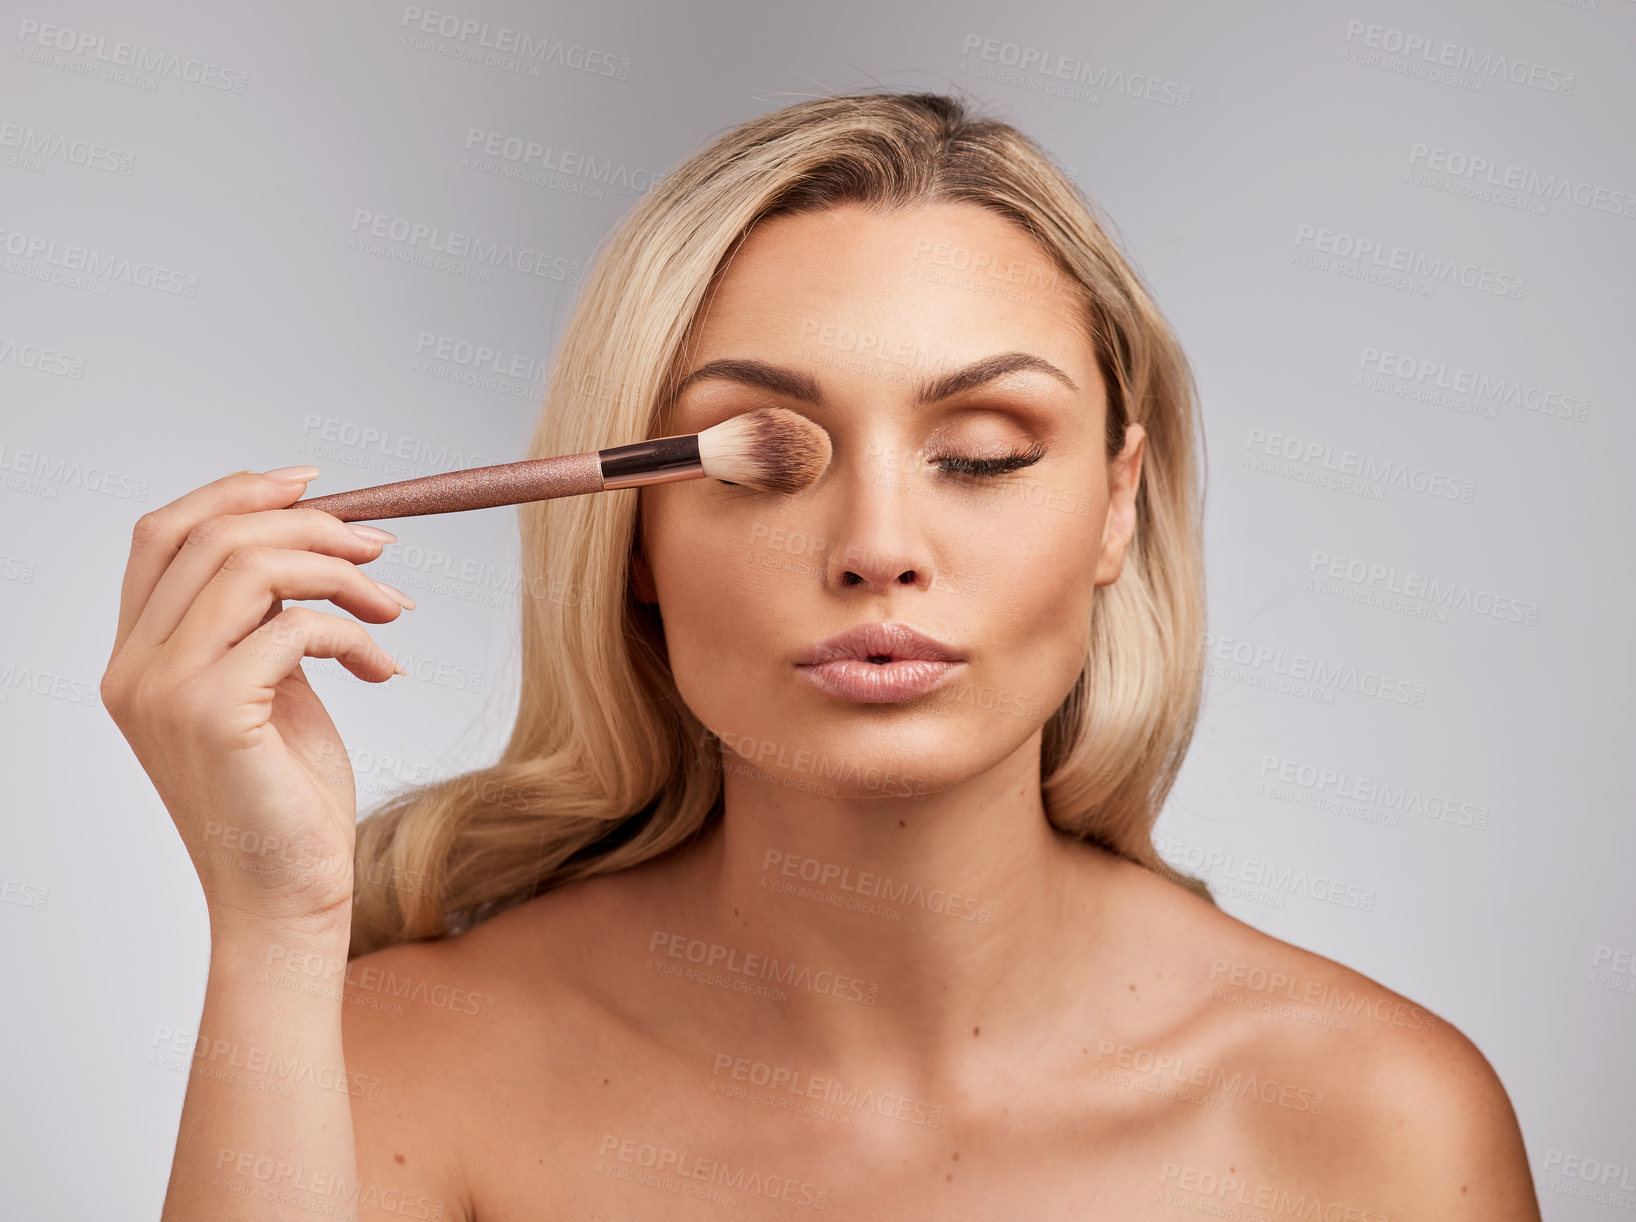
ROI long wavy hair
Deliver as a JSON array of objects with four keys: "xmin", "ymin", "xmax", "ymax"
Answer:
[{"xmin": 349, "ymin": 89, "xmax": 1212, "ymax": 958}]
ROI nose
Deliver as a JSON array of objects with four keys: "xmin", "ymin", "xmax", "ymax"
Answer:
[
  {"xmin": 820, "ymin": 443, "xmax": 939, "ymax": 595},
  {"xmin": 830, "ymin": 545, "xmax": 923, "ymax": 591}
]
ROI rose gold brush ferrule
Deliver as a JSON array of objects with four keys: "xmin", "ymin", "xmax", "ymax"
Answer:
[
  {"xmin": 290, "ymin": 434, "xmax": 703, "ymax": 522},
  {"xmin": 596, "ymin": 434, "xmax": 703, "ymax": 489}
]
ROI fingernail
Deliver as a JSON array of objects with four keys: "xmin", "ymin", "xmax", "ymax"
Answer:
[
  {"xmin": 389, "ymin": 657, "xmax": 407, "ymax": 677},
  {"xmin": 263, "ymin": 465, "xmax": 320, "ymax": 483},
  {"xmin": 349, "ymin": 523, "xmax": 398, "ymax": 543},
  {"xmin": 372, "ymin": 578, "xmax": 416, "ymax": 609}
]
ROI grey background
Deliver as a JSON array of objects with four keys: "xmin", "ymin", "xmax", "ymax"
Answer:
[{"xmin": 1, "ymin": 0, "xmax": 1631, "ymax": 1215}]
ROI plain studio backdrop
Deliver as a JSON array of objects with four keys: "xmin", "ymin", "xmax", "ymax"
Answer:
[{"xmin": 1, "ymin": 0, "xmax": 1631, "ymax": 1215}]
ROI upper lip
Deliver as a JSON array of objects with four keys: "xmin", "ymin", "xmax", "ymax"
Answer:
[{"xmin": 797, "ymin": 621, "xmax": 965, "ymax": 666}]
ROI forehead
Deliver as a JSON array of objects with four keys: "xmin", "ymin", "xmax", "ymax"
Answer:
[{"xmin": 683, "ymin": 201, "xmax": 1096, "ymax": 376}]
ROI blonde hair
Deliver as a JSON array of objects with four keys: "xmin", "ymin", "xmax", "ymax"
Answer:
[{"xmin": 349, "ymin": 89, "xmax": 1212, "ymax": 958}]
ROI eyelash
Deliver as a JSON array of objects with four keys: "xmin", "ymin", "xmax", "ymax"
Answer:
[
  {"xmin": 715, "ymin": 441, "xmax": 1047, "ymax": 487},
  {"xmin": 934, "ymin": 441, "xmax": 1047, "ymax": 478}
]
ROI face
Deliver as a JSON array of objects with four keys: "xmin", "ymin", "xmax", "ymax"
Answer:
[{"xmin": 633, "ymin": 200, "xmax": 1144, "ymax": 800}]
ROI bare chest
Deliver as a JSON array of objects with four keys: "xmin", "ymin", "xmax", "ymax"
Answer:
[{"xmin": 454, "ymin": 1032, "xmax": 1288, "ymax": 1221}]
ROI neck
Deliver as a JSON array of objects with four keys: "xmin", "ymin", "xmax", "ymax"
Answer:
[{"xmin": 659, "ymin": 728, "xmax": 1109, "ymax": 1092}]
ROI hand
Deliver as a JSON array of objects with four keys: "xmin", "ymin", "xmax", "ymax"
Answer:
[{"xmin": 100, "ymin": 468, "xmax": 415, "ymax": 932}]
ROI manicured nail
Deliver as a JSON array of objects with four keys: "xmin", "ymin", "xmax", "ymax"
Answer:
[
  {"xmin": 348, "ymin": 523, "xmax": 397, "ymax": 543},
  {"xmin": 263, "ymin": 465, "xmax": 320, "ymax": 482},
  {"xmin": 372, "ymin": 578, "xmax": 416, "ymax": 609}
]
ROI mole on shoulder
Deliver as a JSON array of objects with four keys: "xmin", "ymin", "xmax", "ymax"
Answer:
[{"xmin": 394, "ymin": 1153, "xmax": 406, "ymax": 1166}]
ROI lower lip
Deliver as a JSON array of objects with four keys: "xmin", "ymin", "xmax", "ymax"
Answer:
[{"xmin": 796, "ymin": 658, "xmax": 965, "ymax": 703}]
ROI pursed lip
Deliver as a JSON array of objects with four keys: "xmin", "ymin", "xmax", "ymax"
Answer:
[{"xmin": 796, "ymin": 621, "xmax": 965, "ymax": 667}]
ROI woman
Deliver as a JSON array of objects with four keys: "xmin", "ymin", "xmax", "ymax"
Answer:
[{"xmin": 105, "ymin": 91, "xmax": 1540, "ymax": 1219}]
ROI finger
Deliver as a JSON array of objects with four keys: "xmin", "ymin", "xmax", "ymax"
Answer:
[
  {"xmin": 112, "ymin": 470, "xmax": 322, "ymax": 658},
  {"xmin": 161, "ymin": 546, "xmax": 411, "ymax": 674},
  {"xmin": 218, "ymin": 605, "xmax": 402, "ymax": 694},
  {"xmin": 123, "ymin": 504, "xmax": 396, "ymax": 656}
]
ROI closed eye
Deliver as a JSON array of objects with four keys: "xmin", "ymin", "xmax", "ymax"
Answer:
[
  {"xmin": 935, "ymin": 441, "xmax": 1047, "ymax": 477},
  {"xmin": 716, "ymin": 441, "xmax": 1048, "ymax": 486}
]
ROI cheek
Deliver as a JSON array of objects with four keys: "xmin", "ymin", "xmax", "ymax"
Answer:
[
  {"xmin": 643, "ymin": 491, "xmax": 792, "ymax": 705},
  {"xmin": 987, "ymin": 500, "xmax": 1102, "ymax": 665}
]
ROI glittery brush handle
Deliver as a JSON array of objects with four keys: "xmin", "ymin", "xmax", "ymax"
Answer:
[{"xmin": 290, "ymin": 451, "xmax": 605, "ymax": 523}]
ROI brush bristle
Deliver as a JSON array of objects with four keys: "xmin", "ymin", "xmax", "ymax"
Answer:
[{"xmin": 696, "ymin": 407, "xmax": 832, "ymax": 494}]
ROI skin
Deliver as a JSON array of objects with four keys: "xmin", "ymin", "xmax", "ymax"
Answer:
[{"xmin": 333, "ymin": 202, "xmax": 1541, "ymax": 1219}]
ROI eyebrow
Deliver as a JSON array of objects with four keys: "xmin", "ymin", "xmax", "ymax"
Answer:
[{"xmin": 670, "ymin": 350, "xmax": 1079, "ymax": 407}]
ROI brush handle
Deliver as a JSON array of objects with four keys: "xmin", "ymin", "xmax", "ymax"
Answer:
[{"xmin": 290, "ymin": 451, "xmax": 605, "ymax": 522}]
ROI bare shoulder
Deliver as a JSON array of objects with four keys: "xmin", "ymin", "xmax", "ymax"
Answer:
[
  {"xmin": 340, "ymin": 920, "xmax": 515, "ymax": 1222},
  {"xmin": 339, "ymin": 881, "xmax": 626, "ymax": 1221},
  {"xmin": 1336, "ymin": 1000, "xmax": 1542, "ymax": 1218},
  {"xmin": 1106, "ymin": 855, "xmax": 1541, "ymax": 1218}
]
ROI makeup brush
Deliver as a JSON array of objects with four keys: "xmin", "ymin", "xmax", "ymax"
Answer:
[{"xmin": 288, "ymin": 406, "xmax": 832, "ymax": 523}]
